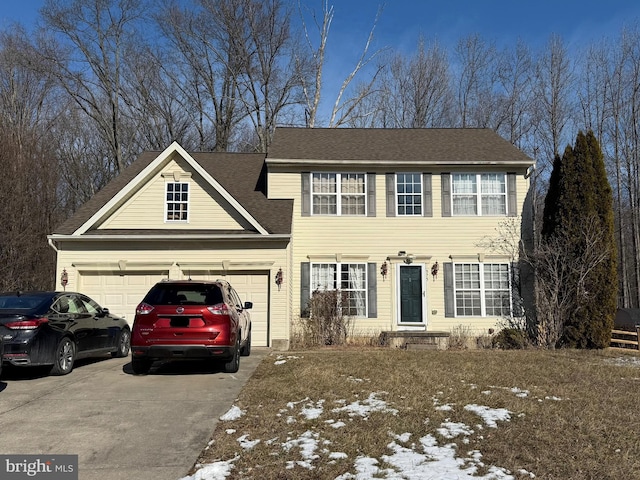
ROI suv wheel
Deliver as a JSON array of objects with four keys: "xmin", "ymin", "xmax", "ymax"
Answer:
[
  {"xmin": 132, "ymin": 357, "xmax": 152, "ymax": 375},
  {"xmin": 223, "ymin": 335, "xmax": 240, "ymax": 373}
]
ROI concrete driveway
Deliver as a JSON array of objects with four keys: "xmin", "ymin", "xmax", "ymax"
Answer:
[{"xmin": 0, "ymin": 348, "xmax": 269, "ymax": 480}]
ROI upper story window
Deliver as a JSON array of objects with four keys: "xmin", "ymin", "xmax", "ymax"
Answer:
[
  {"xmin": 452, "ymin": 173, "xmax": 506, "ymax": 216},
  {"xmin": 454, "ymin": 263, "xmax": 511, "ymax": 317},
  {"xmin": 396, "ymin": 173, "xmax": 422, "ymax": 216},
  {"xmin": 166, "ymin": 182, "xmax": 189, "ymax": 221},
  {"xmin": 312, "ymin": 173, "xmax": 366, "ymax": 215}
]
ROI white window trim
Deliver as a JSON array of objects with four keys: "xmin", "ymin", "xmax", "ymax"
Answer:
[
  {"xmin": 165, "ymin": 180, "xmax": 190, "ymax": 223},
  {"xmin": 310, "ymin": 172, "xmax": 367, "ymax": 216},
  {"xmin": 451, "ymin": 173, "xmax": 507, "ymax": 216},
  {"xmin": 310, "ymin": 262, "xmax": 368, "ymax": 317},
  {"xmin": 452, "ymin": 262, "xmax": 512, "ymax": 317},
  {"xmin": 395, "ymin": 173, "xmax": 423, "ymax": 216}
]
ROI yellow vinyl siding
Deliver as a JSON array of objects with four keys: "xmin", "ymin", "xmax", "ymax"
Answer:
[
  {"xmin": 100, "ymin": 159, "xmax": 248, "ymax": 230},
  {"xmin": 277, "ymin": 169, "xmax": 528, "ymax": 336},
  {"xmin": 54, "ymin": 240, "xmax": 291, "ymax": 346}
]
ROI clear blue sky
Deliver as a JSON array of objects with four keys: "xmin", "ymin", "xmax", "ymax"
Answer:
[
  {"xmin": 2, "ymin": 1, "xmax": 638, "ymax": 49},
  {"xmin": 2, "ymin": 1, "xmax": 639, "ymax": 104},
  {"xmin": 327, "ymin": 0, "xmax": 640, "ymax": 56}
]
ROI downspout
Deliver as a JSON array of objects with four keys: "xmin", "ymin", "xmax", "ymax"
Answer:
[{"xmin": 48, "ymin": 237, "xmax": 59, "ymax": 253}]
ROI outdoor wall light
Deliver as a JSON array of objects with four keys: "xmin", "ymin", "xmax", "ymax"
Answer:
[
  {"xmin": 431, "ymin": 261, "xmax": 439, "ymax": 280},
  {"xmin": 380, "ymin": 261, "xmax": 388, "ymax": 280},
  {"xmin": 397, "ymin": 250, "xmax": 406, "ymax": 256},
  {"xmin": 60, "ymin": 268, "xmax": 68, "ymax": 291}
]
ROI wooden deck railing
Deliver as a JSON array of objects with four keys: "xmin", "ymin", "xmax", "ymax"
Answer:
[{"xmin": 610, "ymin": 327, "xmax": 640, "ymax": 351}]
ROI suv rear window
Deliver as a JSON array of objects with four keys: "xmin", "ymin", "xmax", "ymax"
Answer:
[{"xmin": 143, "ymin": 283, "xmax": 224, "ymax": 306}]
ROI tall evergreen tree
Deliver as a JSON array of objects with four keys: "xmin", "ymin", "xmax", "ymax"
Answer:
[{"xmin": 540, "ymin": 131, "xmax": 617, "ymax": 348}]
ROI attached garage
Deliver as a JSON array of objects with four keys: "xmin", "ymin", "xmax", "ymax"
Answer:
[
  {"xmin": 78, "ymin": 270, "xmax": 169, "ymax": 324},
  {"xmin": 188, "ymin": 271, "xmax": 270, "ymax": 347},
  {"xmin": 77, "ymin": 268, "xmax": 271, "ymax": 347},
  {"xmin": 48, "ymin": 143, "xmax": 293, "ymax": 350}
]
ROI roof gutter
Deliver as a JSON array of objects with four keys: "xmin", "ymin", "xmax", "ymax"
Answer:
[
  {"xmin": 47, "ymin": 234, "xmax": 291, "ymax": 243},
  {"xmin": 265, "ymin": 158, "xmax": 535, "ymax": 168}
]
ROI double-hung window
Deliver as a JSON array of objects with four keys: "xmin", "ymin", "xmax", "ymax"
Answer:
[
  {"xmin": 166, "ymin": 182, "xmax": 189, "ymax": 221},
  {"xmin": 396, "ymin": 173, "xmax": 422, "ymax": 215},
  {"xmin": 454, "ymin": 263, "xmax": 511, "ymax": 316},
  {"xmin": 312, "ymin": 173, "xmax": 366, "ymax": 215},
  {"xmin": 452, "ymin": 173, "xmax": 506, "ymax": 216},
  {"xmin": 311, "ymin": 263, "xmax": 367, "ymax": 316}
]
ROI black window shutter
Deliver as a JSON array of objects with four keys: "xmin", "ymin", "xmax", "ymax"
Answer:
[
  {"xmin": 301, "ymin": 172, "xmax": 311, "ymax": 217},
  {"xmin": 444, "ymin": 262, "xmax": 454, "ymax": 317},
  {"xmin": 385, "ymin": 173, "xmax": 395, "ymax": 217},
  {"xmin": 423, "ymin": 173, "xmax": 432, "ymax": 217},
  {"xmin": 441, "ymin": 173, "xmax": 451, "ymax": 217},
  {"xmin": 367, "ymin": 263, "xmax": 377, "ymax": 318},
  {"xmin": 300, "ymin": 262, "xmax": 310, "ymax": 317},
  {"xmin": 507, "ymin": 172, "xmax": 517, "ymax": 217},
  {"xmin": 367, "ymin": 173, "xmax": 376, "ymax": 217}
]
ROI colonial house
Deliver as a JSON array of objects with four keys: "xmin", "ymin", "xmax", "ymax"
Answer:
[{"xmin": 48, "ymin": 128, "xmax": 535, "ymax": 349}]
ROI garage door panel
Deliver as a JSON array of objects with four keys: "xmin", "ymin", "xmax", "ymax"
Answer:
[
  {"xmin": 190, "ymin": 272, "xmax": 269, "ymax": 347},
  {"xmin": 79, "ymin": 273, "xmax": 165, "ymax": 326}
]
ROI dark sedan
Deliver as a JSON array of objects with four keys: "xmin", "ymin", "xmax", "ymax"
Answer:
[{"xmin": 0, "ymin": 291, "xmax": 130, "ymax": 375}]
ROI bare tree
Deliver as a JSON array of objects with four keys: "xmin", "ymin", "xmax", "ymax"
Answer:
[
  {"xmin": 0, "ymin": 28, "xmax": 62, "ymax": 290},
  {"xmin": 41, "ymin": 0, "xmax": 149, "ymax": 175},
  {"xmin": 453, "ymin": 34, "xmax": 497, "ymax": 128},
  {"xmin": 495, "ymin": 40, "xmax": 535, "ymax": 150},
  {"xmin": 156, "ymin": 0, "xmax": 247, "ymax": 151},
  {"xmin": 374, "ymin": 37, "xmax": 452, "ymax": 128},
  {"xmin": 526, "ymin": 217, "xmax": 611, "ymax": 348},
  {"xmin": 297, "ymin": 1, "xmax": 385, "ymax": 128},
  {"xmin": 123, "ymin": 45, "xmax": 197, "ymax": 151},
  {"xmin": 532, "ymin": 34, "xmax": 575, "ymax": 165}
]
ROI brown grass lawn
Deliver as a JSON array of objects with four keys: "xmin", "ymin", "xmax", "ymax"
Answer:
[{"xmin": 188, "ymin": 348, "xmax": 640, "ymax": 480}]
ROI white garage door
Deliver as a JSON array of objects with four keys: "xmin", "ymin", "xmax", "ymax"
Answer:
[
  {"xmin": 190, "ymin": 272, "xmax": 269, "ymax": 347},
  {"xmin": 79, "ymin": 272, "xmax": 166, "ymax": 326}
]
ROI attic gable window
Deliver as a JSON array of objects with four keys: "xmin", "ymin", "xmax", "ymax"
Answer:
[
  {"xmin": 165, "ymin": 181, "xmax": 189, "ymax": 221},
  {"xmin": 452, "ymin": 173, "xmax": 506, "ymax": 216},
  {"xmin": 312, "ymin": 173, "xmax": 366, "ymax": 215}
]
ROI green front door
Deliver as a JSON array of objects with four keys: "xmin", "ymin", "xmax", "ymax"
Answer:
[{"xmin": 399, "ymin": 265, "xmax": 423, "ymax": 324}]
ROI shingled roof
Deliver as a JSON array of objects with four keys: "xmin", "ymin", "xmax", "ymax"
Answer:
[
  {"xmin": 267, "ymin": 127, "xmax": 534, "ymax": 166},
  {"xmin": 54, "ymin": 128, "xmax": 533, "ymax": 237},
  {"xmin": 53, "ymin": 150, "xmax": 293, "ymax": 236}
]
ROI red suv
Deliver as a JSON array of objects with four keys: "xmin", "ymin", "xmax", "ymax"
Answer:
[{"xmin": 131, "ymin": 280, "xmax": 252, "ymax": 374}]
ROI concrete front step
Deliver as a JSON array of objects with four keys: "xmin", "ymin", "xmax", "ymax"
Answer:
[{"xmin": 379, "ymin": 331, "xmax": 450, "ymax": 350}]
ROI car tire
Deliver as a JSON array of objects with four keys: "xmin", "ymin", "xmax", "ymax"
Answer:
[
  {"xmin": 131, "ymin": 357, "xmax": 152, "ymax": 375},
  {"xmin": 223, "ymin": 335, "xmax": 240, "ymax": 373},
  {"xmin": 50, "ymin": 337, "xmax": 76, "ymax": 376},
  {"xmin": 112, "ymin": 328, "xmax": 131, "ymax": 358},
  {"xmin": 240, "ymin": 330, "xmax": 251, "ymax": 357}
]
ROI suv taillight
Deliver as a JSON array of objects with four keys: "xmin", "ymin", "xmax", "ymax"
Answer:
[
  {"xmin": 207, "ymin": 303, "xmax": 229, "ymax": 315},
  {"xmin": 5, "ymin": 318, "xmax": 48, "ymax": 330},
  {"xmin": 136, "ymin": 303, "xmax": 155, "ymax": 315}
]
